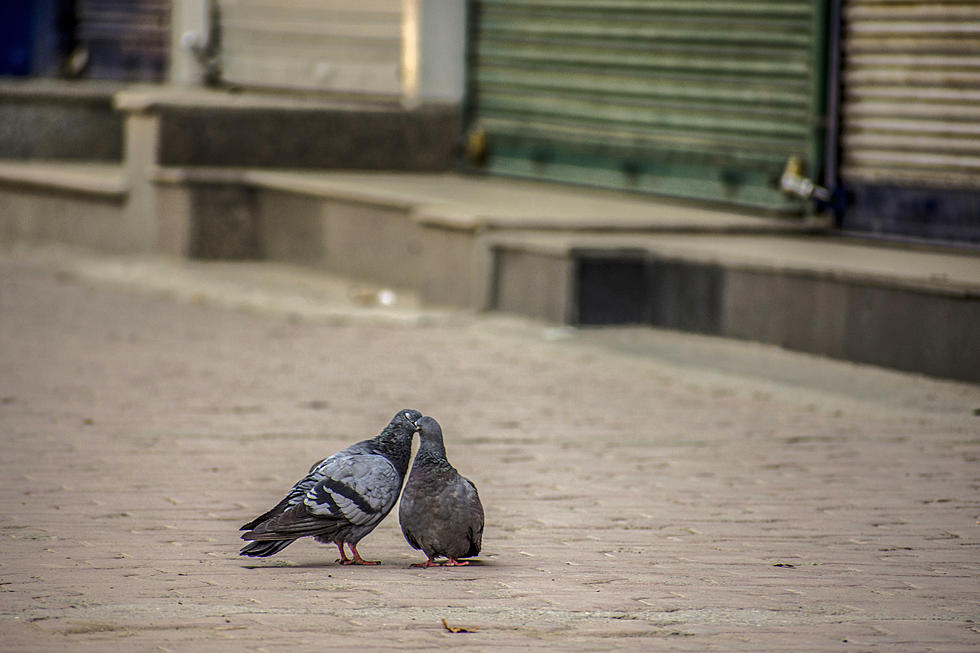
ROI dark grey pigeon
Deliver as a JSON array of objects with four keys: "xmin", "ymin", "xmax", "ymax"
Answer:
[
  {"xmin": 399, "ymin": 416, "xmax": 484, "ymax": 567},
  {"xmin": 240, "ymin": 409, "xmax": 421, "ymax": 565}
]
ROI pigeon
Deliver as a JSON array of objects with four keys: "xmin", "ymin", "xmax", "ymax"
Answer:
[
  {"xmin": 240, "ymin": 409, "xmax": 421, "ymax": 565},
  {"xmin": 399, "ymin": 416, "xmax": 484, "ymax": 567}
]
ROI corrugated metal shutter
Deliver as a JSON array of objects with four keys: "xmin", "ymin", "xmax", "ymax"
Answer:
[
  {"xmin": 840, "ymin": 1, "xmax": 980, "ymax": 190},
  {"xmin": 218, "ymin": 0, "xmax": 403, "ymax": 95},
  {"xmin": 75, "ymin": 0, "xmax": 170, "ymax": 81},
  {"xmin": 465, "ymin": 0, "xmax": 828, "ymax": 212}
]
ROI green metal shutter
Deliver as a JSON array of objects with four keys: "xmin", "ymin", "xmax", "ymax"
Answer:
[
  {"xmin": 840, "ymin": 0, "xmax": 980, "ymax": 190},
  {"xmin": 465, "ymin": 0, "xmax": 828, "ymax": 212}
]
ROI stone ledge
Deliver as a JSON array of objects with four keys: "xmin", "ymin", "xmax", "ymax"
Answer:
[
  {"xmin": 0, "ymin": 79, "xmax": 127, "ymax": 103},
  {"xmin": 486, "ymin": 231, "xmax": 980, "ymax": 299},
  {"xmin": 113, "ymin": 88, "xmax": 459, "ymax": 171},
  {"xmin": 113, "ymin": 86, "xmax": 407, "ymax": 113},
  {"xmin": 152, "ymin": 167, "xmax": 827, "ymax": 234},
  {"xmin": 0, "ymin": 161, "xmax": 128, "ymax": 197},
  {"xmin": 153, "ymin": 168, "xmax": 418, "ymax": 211},
  {"xmin": 0, "ymin": 81, "xmax": 125, "ymax": 162},
  {"xmin": 483, "ymin": 235, "xmax": 980, "ymax": 382}
]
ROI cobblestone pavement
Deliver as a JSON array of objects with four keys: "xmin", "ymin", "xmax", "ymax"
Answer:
[{"xmin": 1, "ymin": 247, "xmax": 978, "ymax": 651}]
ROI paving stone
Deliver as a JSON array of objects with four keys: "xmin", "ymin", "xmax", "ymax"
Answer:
[{"xmin": 0, "ymin": 248, "xmax": 977, "ymax": 651}]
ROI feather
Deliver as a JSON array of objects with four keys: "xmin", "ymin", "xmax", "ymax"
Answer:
[
  {"xmin": 399, "ymin": 416, "xmax": 485, "ymax": 566},
  {"xmin": 239, "ymin": 409, "xmax": 421, "ymax": 563}
]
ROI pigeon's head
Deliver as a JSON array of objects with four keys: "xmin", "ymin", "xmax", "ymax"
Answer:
[
  {"xmin": 376, "ymin": 409, "xmax": 422, "ymax": 471},
  {"xmin": 415, "ymin": 416, "xmax": 447, "ymax": 459},
  {"xmin": 387, "ymin": 408, "xmax": 422, "ymax": 438},
  {"xmin": 417, "ymin": 416, "xmax": 443, "ymax": 442}
]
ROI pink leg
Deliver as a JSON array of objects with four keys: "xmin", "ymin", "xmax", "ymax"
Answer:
[
  {"xmin": 443, "ymin": 558, "xmax": 470, "ymax": 566},
  {"xmin": 334, "ymin": 542, "xmax": 350, "ymax": 565},
  {"xmin": 343, "ymin": 543, "xmax": 381, "ymax": 566}
]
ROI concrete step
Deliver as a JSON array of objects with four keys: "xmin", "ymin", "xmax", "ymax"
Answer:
[
  {"xmin": 0, "ymin": 160, "xmax": 127, "ymax": 195},
  {"xmin": 0, "ymin": 160, "xmax": 132, "ymax": 251},
  {"xmin": 0, "ymin": 80, "xmax": 459, "ymax": 170},
  {"xmin": 153, "ymin": 167, "xmax": 828, "ymax": 309},
  {"xmin": 114, "ymin": 87, "xmax": 457, "ymax": 170},
  {"xmin": 0, "ymin": 80, "xmax": 125, "ymax": 162},
  {"xmin": 486, "ymin": 231, "xmax": 980, "ymax": 383},
  {"xmin": 169, "ymin": 169, "xmax": 970, "ymax": 383},
  {"xmin": 223, "ymin": 169, "xmax": 829, "ymax": 234},
  {"xmin": 3, "ymin": 160, "xmax": 976, "ymax": 382}
]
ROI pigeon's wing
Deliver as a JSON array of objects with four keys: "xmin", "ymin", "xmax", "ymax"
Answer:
[
  {"xmin": 239, "ymin": 455, "xmax": 333, "ymax": 530},
  {"xmin": 304, "ymin": 453, "xmax": 402, "ymax": 527},
  {"xmin": 240, "ymin": 439, "xmax": 380, "ymax": 530},
  {"xmin": 242, "ymin": 452, "xmax": 400, "ymax": 540}
]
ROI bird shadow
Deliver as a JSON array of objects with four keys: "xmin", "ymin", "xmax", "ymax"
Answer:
[
  {"xmin": 240, "ymin": 558, "xmax": 496, "ymax": 570},
  {"xmin": 240, "ymin": 560, "xmax": 340, "ymax": 570}
]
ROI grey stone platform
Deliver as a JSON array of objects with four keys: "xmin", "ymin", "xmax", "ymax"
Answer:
[
  {"xmin": 0, "ymin": 161, "xmax": 130, "ymax": 251},
  {"xmin": 0, "ymin": 80, "xmax": 976, "ymax": 382},
  {"xmin": 4, "ymin": 160, "xmax": 977, "ymax": 382},
  {"xmin": 488, "ymin": 230, "xmax": 980, "ymax": 383},
  {"xmin": 0, "ymin": 79, "xmax": 124, "ymax": 162},
  {"xmin": 156, "ymin": 169, "xmax": 977, "ymax": 382},
  {"xmin": 147, "ymin": 169, "xmax": 831, "ymax": 315}
]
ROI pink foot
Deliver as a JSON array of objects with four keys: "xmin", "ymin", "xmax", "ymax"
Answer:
[
  {"xmin": 443, "ymin": 558, "xmax": 471, "ymax": 567},
  {"xmin": 410, "ymin": 558, "xmax": 441, "ymax": 568},
  {"xmin": 341, "ymin": 544, "xmax": 380, "ymax": 565},
  {"xmin": 341, "ymin": 557, "xmax": 381, "ymax": 566}
]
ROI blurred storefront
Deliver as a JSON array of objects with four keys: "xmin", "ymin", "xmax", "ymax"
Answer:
[
  {"xmin": 463, "ymin": 1, "xmax": 828, "ymax": 214},
  {"xmin": 1, "ymin": 0, "xmax": 171, "ymax": 81},
  {"xmin": 2, "ymin": 0, "xmax": 977, "ymax": 244},
  {"xmin": 215, "ymin": 0, "xmax": 402, "ymax": 96},
  {"xmin": 837, "ymin": 0, "xmax": 980, "ymax": 243}
]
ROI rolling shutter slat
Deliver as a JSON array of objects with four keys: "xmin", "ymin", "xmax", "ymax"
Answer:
[
  {"xmin": 840, "ymin": 0, "xmax": 980, "ymax": 189},
  {"xmin": 217, "ymin": 0, "xmax": 402, "ymax": 95},
  {"xmin": 466, "ymin": 0, "xmax": 826, "ymax": 211}
]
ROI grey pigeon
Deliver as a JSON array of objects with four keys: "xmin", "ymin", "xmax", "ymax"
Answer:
[
  {"xmin": 399, "ymin": 416, "xmax": 484, "ymax": 567},
  {"xmin": 240, "ymin": 409, "xmax": 421, "ymax": 565}
]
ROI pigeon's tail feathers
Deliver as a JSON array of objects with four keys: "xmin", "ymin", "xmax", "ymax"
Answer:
[
  {"xmin": 239, "ymin": 538, "xmax": 296, "ymax": 557},
  {"xmin": 241, "ymin": 509, "xmax": 277, "ymax": 532},
  {"xmin": 241, "ymin": 494, "xmax": 299, "ymax": 531},
  {"xmin": 242, "ymin": 502, "xmax": 343, "ymax": 541}
]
